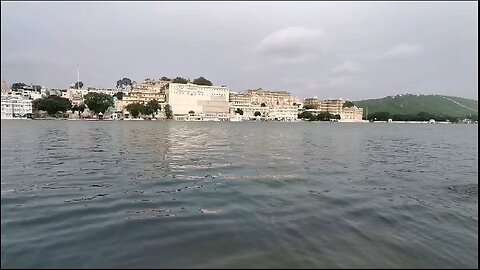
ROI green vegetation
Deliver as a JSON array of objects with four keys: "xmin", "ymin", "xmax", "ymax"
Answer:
[
  {"xmin": 298, "ymin": 111, "xmax": 339, "ymax": 121},
  {"xmin": 235, "ymin": 108, "xmax": 244, "ymax": 115},
  {"xmin": 84, "ymin": 92, "xmax": 114, "ymax": 115},
  {"xmin": 164, "ymin": 104, "xmax": 173, "ymax": 119},
  {"xmin": 71, "ymin": 103, "xmax": 86, "ymax": 118},
  {"xmin": 192, "ymin": 76, "xmax": 213, "ymax": 86},
  {"xmin": 161, "ymin": 77, "xmax": 171, "ymax": 81},
  {"xmin": 33, "ymin": 95, "xmax": 72, "ymax": 116},
  {"xmin": 125, "ymin": 100, "xmax": 161, "ymax": 118},
  {"xmin": 116, "ymin": 78, "xmax": 132, "ymax": 88},
  {"xmin": 145, "ymin": 100, "xmax": 161, "ymax": 116},
  {"xmin": 11, "ymin": 82, "xmax": 27, "ymax": 91},
  {"xmin": 114, "ymin": 92, "xmax": 124, "ymax": 100},
  {"xmin": 172, "ymin": 77, "xmax": 188, "ymax": 84},
  {"xmin": 355, "ymin": 94, "xmax": 478, "ymax": 119},
  {"xmin": 343, "ymin": 101, "xmax": 355, "ymax": 108},
  {"xmin": 125, "ymin": 103, "xmax": 144, "ymax": 118},
  {"xmin": 261, "ymin": 103, "xmax": 266, "ymax": 107},
  {"xmin": 188, "ymin": 110, "xmax": 195, "ymax": 115},
  {"xmin": 298, "ymin": 111, "xmax": 313, "ymax": 120},
  {"xmin": 254, "ymin": 111, "xmax": 261, "ymax": 117},
  {"xmin": 367, "ymin": 111, "xmax": 463, "ymax": 122},
  {"xmin": 74, "ymin": 81, "xmax": 84, "ymax": 89}
]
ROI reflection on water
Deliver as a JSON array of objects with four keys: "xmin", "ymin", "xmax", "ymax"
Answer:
[{"xmin": 1, "ymin": 121, "xmax": 478, "ymax": 268}]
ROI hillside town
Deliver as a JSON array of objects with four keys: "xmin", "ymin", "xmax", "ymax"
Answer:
[{"xmin": 0, "ymin": 77, "xmax": 365, "ymax": 122}]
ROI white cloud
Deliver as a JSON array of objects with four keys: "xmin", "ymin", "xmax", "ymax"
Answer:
[
  {"xmin": 379, "ymin": 43, "xmax": 423, "ymax": 59},
  {"xmin": 255, "ymin": 27, "xmax": 325, "ymax": 62}
]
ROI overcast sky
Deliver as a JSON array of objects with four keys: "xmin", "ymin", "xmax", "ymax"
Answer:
[{"xmin": 1, "ymin": 1, "xmax": 478, "ymax": 100}]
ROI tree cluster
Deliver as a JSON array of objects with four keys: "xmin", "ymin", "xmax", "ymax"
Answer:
[
  {"xmin": 84, "ymin": 92, "xmax": 114, "ymax": 115},
  {"xmin": 343, "ymin": 101, "xmax": 355, "ymax": 108},
  {"xmin": 114, "ymin": 92, "xmax": 124, "ymax": 100},
  {"xmin": 71, "ymin": 104, "xmax": 86, "ymax": 118},
  {"xmin": 171, "ymin": 77, "xmax": 189, "ymax": 84},
  {"xmin": 235, "ymin": 108, "xmax": 244, "ymax": 115},
  {"xmin": 125, "ymin": 100, "xmax": 162, "ymax": 118},
  {"xmin": 298, "ymin": 111, "xmax": 341, "ymax": 121},
  {"xmin": 32, "ymin": 95, "xmax": 72, "ymax": 116},
  {"xmin": 366, "ymin": 111, "xmax": 477, "ymax": 122},
  {"xmin": 116, "ymin": 78, "xmax": 132, "ymax": 88},
  {"xmin": 74, "ymin": 81, "xmax": 84, "ymax": 89},
  {"xmin": 192, "ymin": 76, "xmax": 213, "ymax": 86},
  {"xmin": 11, "ymin": 82, "xmax": 27, "ymax": 91}
]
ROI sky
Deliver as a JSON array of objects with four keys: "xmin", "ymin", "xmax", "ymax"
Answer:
[{"xmin": 1, "ymin": 1, "xmax": 478, "ymax": 100}]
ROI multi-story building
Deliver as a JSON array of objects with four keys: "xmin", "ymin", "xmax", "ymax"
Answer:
[
  {"xmin": 302, "ymin": 98, "xmax": 364, "ymax": 121},
  {"xmin": 119, "ymin": 80, "xmax": 168, "ymax": 113},
  {"xmin": 303, "ymin": 97, "xmax": 321, "ymax": 109},
  {"xmin": 165, "ymin": 82, "xmax": 230, "ymax": 119},
  {"xmin": 229, "ymin": 89, "xmax": 298, "ymax": 121},
  {"xmin": 1, "ymin": 95, "xmax": 33, "ymax": 119},
  {"xmin": 340, "ymin": 106, "xmax": 364, "ymax": 121}
]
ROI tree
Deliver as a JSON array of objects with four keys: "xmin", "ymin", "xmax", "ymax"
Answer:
[
  {"xmin": 164, "ymin": 104, "xmax": 173, "ymax": 119},
  {"xmin": 161, "ymin": 77, "xmax": 171, "ymax": 81},
  {"xmin": 235, "ymin": 108, "xmax": 244, "ymax": 115},
  {"xmin": 145, "ymin": 99, "xmax": 161, "ymax": 117},
  {"xmin": 74, "ymin": 81, "xmax": 84, "ymax": 89},
  {"xmin": 77, "ymin": 103, "xmax": 86, "ymax": 118},
  {"xmin": 192, "ymin": 76, "xmax": 213, "ymax": 86},
  {"xmin": 188, "ymin": 110, "xmax": 195, "ymax": 115},
  {"xmin": 11, "ymin": 82, "xmax": 27, "ymax": 91},
  {"xmin": 343, "ymin": 101, "xmax": 355, "ymax": 108},
  {"xmin": 415, "ymin": 111, "xmax": 435, "ymax": 121},
  {"xmin": 125, "ymin": 103, "xmax": 144, "ymax": 118},
  {"xmin": 254, "ymin": 111, "xmax": 261, "ymax": 117},
  {"xmin": 116, "ymin": 78, "xmax": 132, "ymax": 89},
  {"xmin": 316, "ymin": 112, "xmax": 334, "ymax": 121},
  {"xmin": 114, "ymin": 92, "xmax": 124, "ymax": 100},
  {"xmin": 334, "ymin": 114, "xmax": 341, "ymax": 120},
  {"xmin": 261, "ymin": 102, "xmax": 266, "ymax": 107},
  {"xmin": 71, "ymin": 104, "xmax": 85, "ymax": 118},
  {"xmin": 171, "ymin": 77, "xmax": 188, "ymax": 84},
  {"xmin": 368, "ymin": 111, "xmax": 391, "ymax": 121},
  {"xmin": 299, "ymin": 111, "xmax": 313, "ymax": 120},
  {"xmin": 32, "ymin": 95, "xmax": 72, "ymax": 116},
  {"xmin": 84, "ymin": 92, "xmax": 114, "ymax": 116}
]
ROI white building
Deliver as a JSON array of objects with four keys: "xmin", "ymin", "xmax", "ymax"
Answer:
[
  {"xmin": 1, "ymin": 95, "xmax": 33, "ymax": 119},
  {"xmin": 229, "ymin": 89, "xmax": 298, "ymax": 121},
  {"xmin": 165, "ymin": 83, "xmax": 230, "ymax": 117}
]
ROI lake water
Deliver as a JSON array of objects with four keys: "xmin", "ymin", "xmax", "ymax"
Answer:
[{"xmin": 1, "ymin": 120, "xmax": 478, "ymax": 268}]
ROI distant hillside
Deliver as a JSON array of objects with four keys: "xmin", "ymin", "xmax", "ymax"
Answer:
[{"xmin": 354, "ymin": 94, "xmax": 478, "ymax": 118}]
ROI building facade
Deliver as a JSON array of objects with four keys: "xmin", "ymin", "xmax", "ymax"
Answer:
[
  {"xmin": 229, "ymin": 89, "xmax": 298, "ymax": 121},
  {"xmin": 165, "ymin": 83, "xmax": 230, "ymax": 117},
  {"xmin": 303, "ymin": 98, "xmax": 364, "ymax": 121},
  {"xmin": 1, "ymin": 95, "xmax": 33, "ymax": 119},
  {"xmin": 118, "ymin": 80, "xmax": 168, "ymax": 114}
]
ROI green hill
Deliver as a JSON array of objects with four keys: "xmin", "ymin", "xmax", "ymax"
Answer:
[{"xmin": 354, "ymin": 94, "xmax": 478, "ymax": 118}]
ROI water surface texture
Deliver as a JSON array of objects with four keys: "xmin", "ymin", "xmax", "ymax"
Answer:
[{"xmin": 1, "ymin": 121, "xmax": 478, "ymax": 268}]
